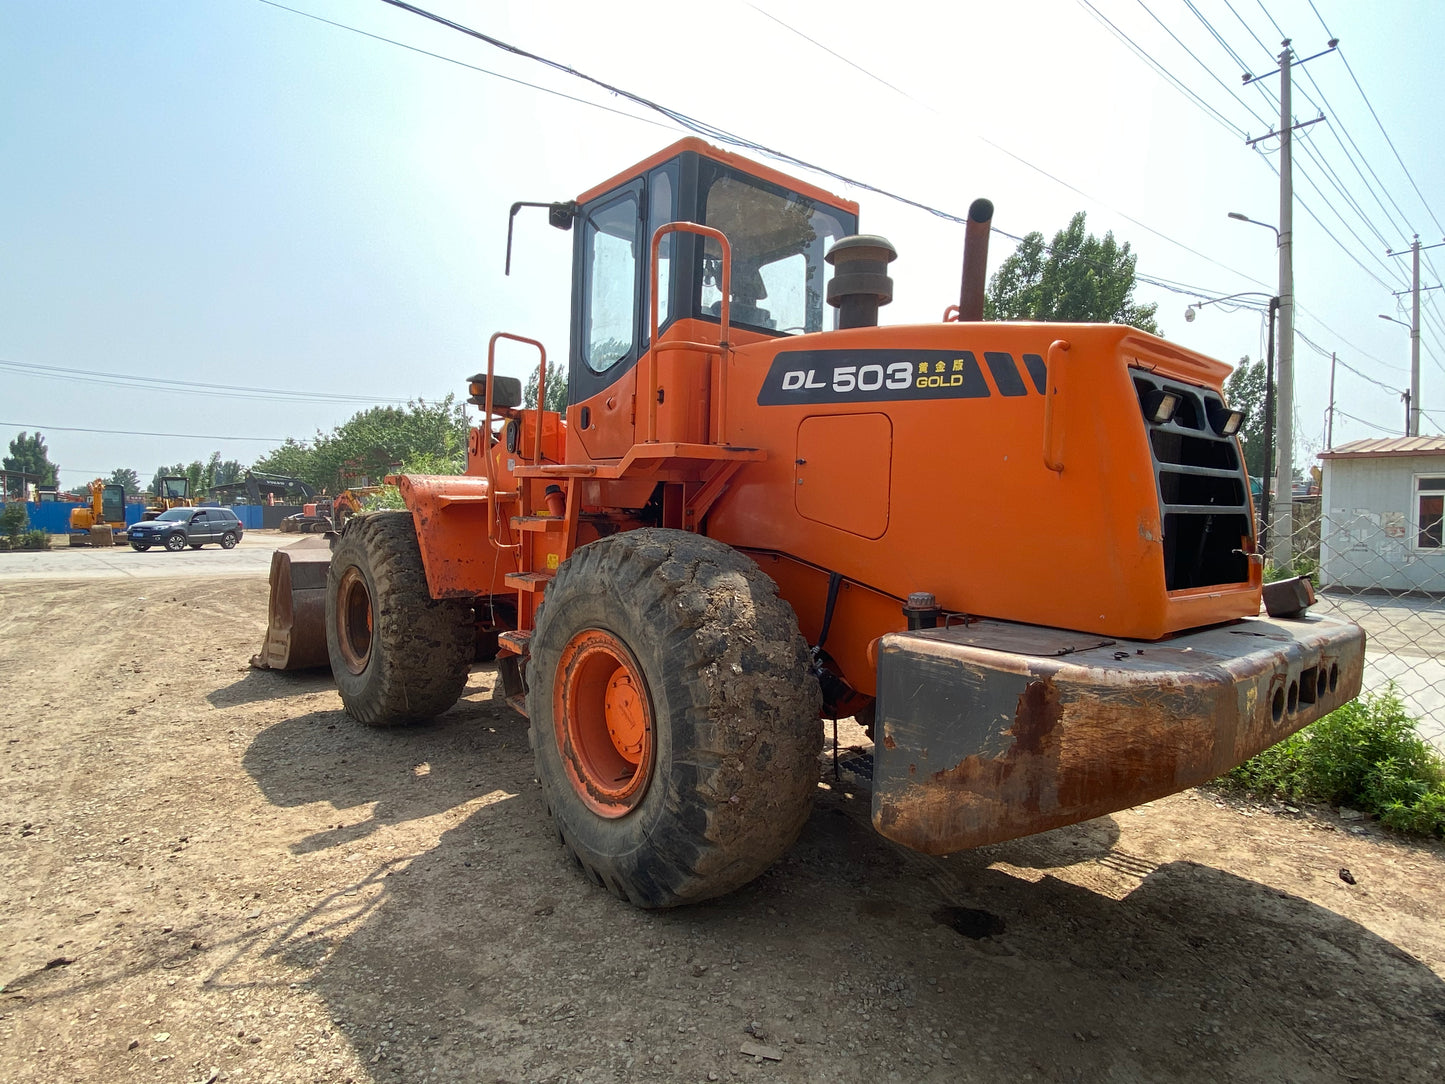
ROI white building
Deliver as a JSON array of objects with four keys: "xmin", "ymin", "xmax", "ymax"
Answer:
[{"xmin": 1318, "ymin": 437, "xmax": 1445, "ymax": 594}]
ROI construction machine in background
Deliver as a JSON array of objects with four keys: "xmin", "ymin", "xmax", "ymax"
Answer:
[
  {"xmin": 276, "ymin": 487, "xmax": 383, "ymax": 534},
  {"xmin": 256, "ymin": 138, "xmax": 1365, "ymax": 909},
  {"xmin": 142, "ymin": 475, "xmax": 195, "ymax": 519},
  {"xmin": 68, "ymin": 480, "xmax": 129, "ymax": 546},
  {"xmin": 330, "ymin": 486, "xmax": 381, "ymax": 529}
]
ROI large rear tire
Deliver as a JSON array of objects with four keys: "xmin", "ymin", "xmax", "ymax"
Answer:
[
  {"xmin": 527, "ymin": 528, "xmax": 822, "ymax": 908},
  {"xmin": 326, "ymin": 511, "xmax": 474, "ymax": 726}
]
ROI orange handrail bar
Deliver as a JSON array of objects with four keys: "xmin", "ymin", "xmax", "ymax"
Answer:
[
  {"xmin": 485, "ymin": 331, "xmax": 548, "ymax": 548},
  {"xmin": 649, "ymin": 222, "xmax": 731, "ymax": 443},
  {"xmin": 1042, "ymin": 339, "xmax": 1070, "ymax": 473}
]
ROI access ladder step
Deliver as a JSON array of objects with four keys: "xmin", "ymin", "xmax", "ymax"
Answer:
[
  {"xmin": 503, "ymin": 570, "xmax": 555, "ymax": 592},
  {"xmin": 510, "ymin": 515, "xmax": 565, "ymax": 533},
  {"xmin": 497, "ymin": 629, "xmax": 532, "ymax": 657}
]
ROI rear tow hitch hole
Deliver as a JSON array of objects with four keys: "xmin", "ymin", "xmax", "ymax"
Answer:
[
  {"xmin": 1329, "ymin": 663, "xmax": 1339, "ymax": 692},
  {"xmin": 1271, "ymin": 687, "xmax": 1285, "ymax": 723},
  {"xmin": 1287, "ymin": 680, "xmax": 1299, "ymax": 715},
  {"xmin": 932, "ymin": 906, "xmax": 1006, "ymax": 940}
]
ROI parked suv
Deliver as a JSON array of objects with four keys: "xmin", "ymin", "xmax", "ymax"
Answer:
[{"xmin": 129, "ymin": 507, "xmax": 244, "ymax": 552}]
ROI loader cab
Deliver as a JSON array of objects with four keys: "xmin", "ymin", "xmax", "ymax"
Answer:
[{"xmin": 566, "ymin": 139, "xmax": 858, "ymax": 454}]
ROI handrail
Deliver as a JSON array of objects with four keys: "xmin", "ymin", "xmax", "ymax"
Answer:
[
  {"xmin": 485, "ymin": 331, "xmax": 548, "ymax": 548},
  {"xmin": 649, "ymin": 222, "xmax": 731, "ymax": 443},
  {"xmin": 1042, "ymin": 339, "xmax": 1070, "ymax": 473}
]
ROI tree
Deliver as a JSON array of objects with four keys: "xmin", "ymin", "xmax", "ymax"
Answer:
[
  {"xmin": 108, "ymin": 468, "xmax": 141, "ymax": 497},
  {"xmin": 1223, "ymin": 357, "xmax": 1268, "ymax": 480},
  {"xmin": 524, "ymin": 361, "xmax": 568, "ymax": 413},
  {"xmin": 4, "ymin": 431, "xmax": 60, "ymax": 486},
  {"xmin": 252, "ymin": 396, "xmax": 469, "ymax": 492},
  {"xmin": 984, "ymin": 212, "xmax": 1160, "ymax": 333}
]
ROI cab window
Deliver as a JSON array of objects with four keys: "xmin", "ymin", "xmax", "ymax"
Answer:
[
  {"xmin": 698, "ymin": 168, "xmax": 850, "ymax": 335},
  {"xmin": 646, "ymin": 166, "xmax": 676, "ymax": 338},
  {"xmin": 582, "ymin": 192, "xmax": 639, "ymax": 373}
]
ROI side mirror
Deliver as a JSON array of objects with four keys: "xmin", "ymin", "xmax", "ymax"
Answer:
[{"xmin": 466, "ymin": 373, "xmax": 523, "ymax": 410}]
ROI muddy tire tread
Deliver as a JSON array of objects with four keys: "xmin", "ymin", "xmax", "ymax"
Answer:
[
  {"xmin": 527, "ymin": 528, "xmax": 822, "ymax": 908},
  {"xmin": 326, "ymin": 511, "xmax": 473, "ymax": 726}
]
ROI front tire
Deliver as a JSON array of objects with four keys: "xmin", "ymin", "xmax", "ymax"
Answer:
[
  {"xmin": 164, "ymin": 533, "xmax": 186, "ymax": 552},
  {"xmin": 326, "ymin": 511, "xmax": 474, "ymax": 725},
  {"xmin": 527, "ymin": 528, "xmax": 822, "ymax": 908},
  {"xmin": 131, "ymin": 542, "xmax": 150, "ymax": 552}
]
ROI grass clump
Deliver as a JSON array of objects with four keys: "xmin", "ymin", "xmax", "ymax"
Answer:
[{"xmin": 1223, "ymin": 687, "xmax": 1445, "ymax": 838}]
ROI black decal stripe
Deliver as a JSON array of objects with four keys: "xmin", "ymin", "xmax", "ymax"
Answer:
[
  {"xmin": 984, "ymin": 351, "xmax": 1027, "ymax": 397},
  {"xmin": 1022, "ymin": 353, "xmax": 1047, "ymax": 394}
]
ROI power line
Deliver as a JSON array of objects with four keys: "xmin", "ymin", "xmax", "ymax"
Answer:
[
  {"xmin": 1133, "ymin": 0, "xmax": 1272, "ymax": 131},
  {"xmin": 1252, "ymin": 0, "xmax": 1287, "ymax": 43},
  {"xmin": 0, "ymin": 422, "xmax": 288, "ymax": 442},
  {"xmin": 1335, "ymin": 408, "xmax": 1398, "ymax": 436},
  {"xmin": 1220, "ymin": 0, "xmax": 1276, "ymax": 63},
  {"xmin": 1337, "ymin": 47, "xmax": 1445, "ymax": 237},
  {"xmin": 1295, "ymin": 61, "xmax": 1415, "ymax": 242},
  {"xmin": 360, "ymin": 0, "xmax": 1277, "ymax": 290},
  {"xmin": 1075, "ymin": 0, "xmax": 1250, "ymax": 140},
  {"xmin": 0, "ymin": 358, "xmax": 417, "ymax": 406}
]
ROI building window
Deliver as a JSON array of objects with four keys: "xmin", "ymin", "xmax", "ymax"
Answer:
[{"xmin": 1417, "ymin": 475, "xmax": 1445, "ymax": 549}]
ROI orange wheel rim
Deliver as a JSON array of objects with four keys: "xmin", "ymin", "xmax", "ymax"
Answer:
[
  {"xmin": 336, "ymin": 566, "xmax": 374, "ymax": 675},
  {"xmin": 555, "ymin": 629, "xmax": 655, "ymax": 817}
]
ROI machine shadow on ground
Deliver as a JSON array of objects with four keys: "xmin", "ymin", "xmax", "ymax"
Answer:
[
  {"xmin": 236, "ymin": 708, "xmax": 1445, "ymax": 1084},
  {"xmin": 241, "ymin": 682, "xmax": 521, "ymax": 855}
]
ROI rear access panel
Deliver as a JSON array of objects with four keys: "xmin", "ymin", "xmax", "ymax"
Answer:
[
  {"xmin": 794, "ymin": 413, "xmax": 892, "ymax": 539},
  {"xmin": 872, "ymin": 615, "xmax": 1365, "ymax": 854}
]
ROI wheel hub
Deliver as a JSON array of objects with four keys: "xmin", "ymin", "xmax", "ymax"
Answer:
[
  {"xmin": 335, "ymin": 566, "xmax": 374, "ymax": 675},
  {"xmin": 555, "ymin": 630, "xmax": 655, "ymax": 817}
]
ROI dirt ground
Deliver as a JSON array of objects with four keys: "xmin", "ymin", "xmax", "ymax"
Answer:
[{"xmin": 2, "ymin": 573, "xmax": 1444, "ymax": 1084}]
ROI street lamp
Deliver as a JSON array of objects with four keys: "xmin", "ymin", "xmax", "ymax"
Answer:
[
  {"xmin": 1183, "ymin": 291, "xmax": 1274, "ymax": 322},
  {"xmin": 1187, "ymin": 291, "xmax": 1281, "ymax": 551},
  {"xmin": 1227, "ymin": 212, "xmax": 1281, "ymax": 244},
  {"xmin": 1380, "ymin": 314, "xmax": 1416, "ymax": 433},
  {"xmin": 1229, "ymin": 210, "xmax": 1293, "ymax": 570}
]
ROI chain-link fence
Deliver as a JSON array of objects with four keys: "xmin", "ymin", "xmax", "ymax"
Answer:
[{"xmin": 1267, "ymin": 494, "xmax": 1445, "ymax": 753}]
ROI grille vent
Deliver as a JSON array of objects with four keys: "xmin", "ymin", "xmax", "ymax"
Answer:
[{"xmin": 1133, "ymin": 374, "xmax": 1252, "ymax": 591}]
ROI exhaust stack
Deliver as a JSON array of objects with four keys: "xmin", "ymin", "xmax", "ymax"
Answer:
[{"xmin": 958, "ymin": 198, "xmax": 994, "ymax": 321}]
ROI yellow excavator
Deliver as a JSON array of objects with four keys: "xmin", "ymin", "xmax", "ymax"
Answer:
[{"xmin": 68, "ymin": 480, "xmax": 129, "ymax": 546}]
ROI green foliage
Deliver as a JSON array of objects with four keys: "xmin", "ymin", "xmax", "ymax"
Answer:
[
  {"xmin": 1264, "ymin": 553, "xmax": 1319, "ymax": 586},
  {"xmin": 108, "ymin": 467, "xmax": 141, "ymax": 497},
  {"xmin": 523, "ymin": 361, "xmax": 568, "ymax": 413},
  {"xmin": 1223, "ymin": 357, "xmax": 1267, "ymax": 480},
  {"xmin": 1222, "ymin": 688, "xmax": 1445, "ymax": 837},
  {"xmin": 3, "ymin": 431, "xmax": 60, "ymax": 486},
  {"xmin": 1, "ymin": 502, "xmax": 27, "ymax": 540},
  {"xmin": 0, "ymin": 505, "xmax": 46, "ymax": 550},
  {"xmin": 252, "ymin": 397, "xmax": 468, "ymax": 492},
  {"xmin": 984, "ymin": 212, "xmax": 1160, "ymax": 333}
]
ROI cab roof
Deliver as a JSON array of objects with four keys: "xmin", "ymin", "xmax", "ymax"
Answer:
[{"xmin": 575, "ymin": 137, "xmax": 860, "ymax": 217}]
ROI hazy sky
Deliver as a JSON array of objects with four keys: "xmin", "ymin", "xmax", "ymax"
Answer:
[{"xmin": 3, "ymin": 0, "xmax": 1441, "ymax": 488}]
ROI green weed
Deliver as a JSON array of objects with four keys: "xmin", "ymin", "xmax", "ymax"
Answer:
[{"xmin": 1221, "ymin": 687, "xmax": 1445, "ymax": 838}]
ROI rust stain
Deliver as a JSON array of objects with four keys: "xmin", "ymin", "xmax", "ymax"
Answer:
[{"xmin": 882, "ymin": 734, "xmax": 896, "ymax": 750}]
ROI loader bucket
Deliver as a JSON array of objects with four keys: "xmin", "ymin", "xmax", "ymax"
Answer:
[{"xmin": 250, "ymin": 536, "xmax": 333, "ymax": 671}]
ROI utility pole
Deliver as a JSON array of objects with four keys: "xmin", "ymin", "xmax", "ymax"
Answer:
[
  {"xmin": 1412, "ymin": 238, "xmax": 1420, "ymax": 436},
  {"xmin": 1326, "ymin": 351, "xmax": 1336, "ymax": 450},
  {"xmin": 1386, "ymin": 236, "xmax": 1445, "ymax": 437},
  {"xmin": 1275, "ymin": 39, "xmax": 1295, "ymax": 568},
  {"xmin": 1243, "ymin": 37, "xmax": 1333, "ymax": 567}
]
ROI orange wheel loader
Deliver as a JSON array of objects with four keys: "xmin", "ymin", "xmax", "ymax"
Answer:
[{"xmin": 256, "ymin": 138, "xmax": 1364, "ymax": 908}]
